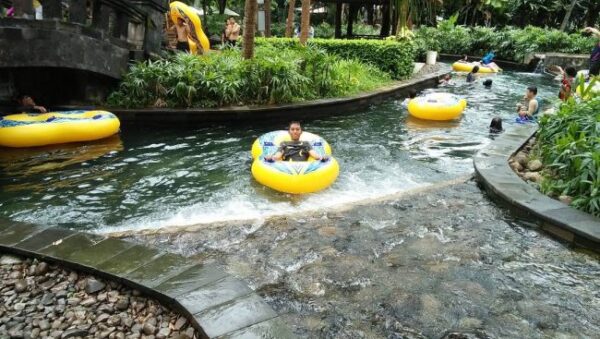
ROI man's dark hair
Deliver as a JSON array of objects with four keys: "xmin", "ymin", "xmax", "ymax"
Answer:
[
  {"xmin": 527, "ymin": 86, "xmax": 538, "ymax": 95},
  {"xmin": 483, "ymin": 79, "xmax": 493, "ymax": 88},
  {"xmin": 472, "ymin": 66, "xmax": 480, "ymax": 73},
  {"xmin": 565, "ymin": 66, "xmax": 577, "ymax": 77},
  {"xmin": 490, "ymin": 117, "xmax": 503, "ymax": 133},
  {"xmin": 288, "ymin": 121, "xmax": 302, "ymax": 128},
  {"xmin": 408, "ymin": 89, "xmax": 417, "ymax": 98}
]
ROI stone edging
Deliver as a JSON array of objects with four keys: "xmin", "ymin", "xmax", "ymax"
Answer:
[
  {"xmin": 473, "ymin": 125, "xmax": 600, "ymax": 252},
  {"xmin": 107, "ymin": 68, "xmax": 450, "ymax": 124},
  {"xmin": 0, "ymin": 219, "xmax": 295, "ymax": 338}
]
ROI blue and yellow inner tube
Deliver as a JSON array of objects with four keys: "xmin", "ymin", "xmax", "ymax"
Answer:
[
  {"xmin": 251, "ymin": 131, "xmax": 340, "ymax": 194},
  {"xmin": 407, "ymin": 93, "xmax": 467, "ymax": 121},
  {"xmin": 0, "ymin": 110, "xmax": 120, "ymax": 148}
]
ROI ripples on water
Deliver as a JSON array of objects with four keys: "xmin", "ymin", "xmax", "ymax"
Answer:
[{"xmin": 0, "ymin": 70, "xmax": 557, "ymax": 231}]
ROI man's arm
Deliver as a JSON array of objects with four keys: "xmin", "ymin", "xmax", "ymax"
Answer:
[
  {"xmin": 519, "ymin": 100, "xmax": 537, "ymax": 117},
  {"xmin": 308, "ymin": 149, "xmax": 329, "ymax": 161}
]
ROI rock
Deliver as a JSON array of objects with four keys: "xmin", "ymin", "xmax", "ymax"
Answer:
[
  {"xmin": 121, "ymin": 317, "xmax": 133, "ymax": 328},
  {"xmin": 107, "ymin": 315, "xmax": 121, "ymax": 327},
  {"xmin": 509, "ymin": 160, "xmax": 523, "ymax": 172},
  {"xmin": 97, "ymin": 292, "xmax": 107, "ymax": 302},
  {"xmin": 9, "ymin": 271, "xmax": 22, "ymax": 279},
  {"xmin": 66, "ymin": 298, "xmax": 80, "ymax": 306},
  {"xmin": 142, "ymin": 323, "xmax": 156, "ymax": 336},
  {"xmin": 156, "ymin": 327, "xmax": 170, "ymax": 339},
  {"xmin": 80, "ymin": 297, "xmax": 96, "ymax": 307},
  {"xmin": 184, "ymin": 327, "xmax": 194, "ymax": 338},
  {"xmin": 130, "ymin": 324, "xmax": 143, "ymax": 334},
  {"xmin": 61, "ymin": 328, "xmax": 89, "ymax": 339},
  {"xmin": 0, "ymin": 255, "xmax": 22, "ymax": 265},
  {"xmin": 41, "ymin": 293, "xmax": 55, "ymax": 306},
  {"xmin": 14, "ymin": 280, "xmax": 27, "ymax": 293},
  {"xmin": 8, "ymin": 328, "xmax": 24, "ymax": 338},
  {"xmin": 115, "ymin": 297, "xmax": 129, "ymax": 311},
  {"xmin": 173, "ymin": 318, "xmax": 187, "ymax": 331},
  {"xmin": 13, "ymin": 303, "xmax": 26, "ymax": 311},
  {"xmin": 30, "ymin": 328, "xmax": 40, "ymax": 338},
  {"xmin": 51, "ymin": 320, "xmax": 62, "ymax": 329},
  {"xmin": 50, "ymin": 330, "xmax": 63, "ymax": 338},
  {"xmin": 133, "ymin": 302, "xmax": 145, "ymax": 313},
  {"xmin": 559, "ymin": 195, "xmax": 573, "ymax": 205},
  {"xmin": 107, "ymin": 291, "xmax": 119, "ymax": 303},
  {"xmin": 85, "ymin": 279, "xmax": 106, "ymax": 294},
  {"xmin": 95, "ymin": 314, "xmax": 110, "ymax": 323},
  {"xmin": 35, "ymin": 262, "xmax": 49, "ymax": 276},
  {"xmin": 38, "ymin": 320, "xmax": 50, "ymax": 331},
  {"xmin": 514, "ymin": 152, "xmax": 529, "ymax": 167},
  {"xmin": 50, "ymin": 281, "xmax": 69, "ymax": 293},
  {"xmin": 523, "ymin": 172, "xmax": 542, "ymax": 183},
  {"xmin": 97, "ymin": 304, "xmax": 114, "ymax": 314},
  {"xmin": 527, "ymin": 159, "xmax": 543, "ymax": 172},
  {"xmin": 67, "ymin": 272, "xmax": 78, "ymax": 283},
  {"xmin": 115, "ymin": 332, "xmax": 125, "ymax": 339}
]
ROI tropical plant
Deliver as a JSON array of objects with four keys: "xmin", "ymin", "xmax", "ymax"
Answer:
[{"xmin": 536, "ymin": 77, "xmax": 600, "ymax": 216}]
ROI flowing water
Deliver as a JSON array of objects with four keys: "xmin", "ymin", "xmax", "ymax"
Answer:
[
  {"xmin": 0, "ymin": 71, "xmax": 555, "ymax": 232},
  {"xmin": 1, "ymin": 70, "xmax": 599, "ymax": 338}
]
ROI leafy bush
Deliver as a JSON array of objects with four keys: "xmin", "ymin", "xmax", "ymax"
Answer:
[
  {"xmin": 107, "ymin": 46, "xmax": 390, "ymax": 108},
  {"xmin": 255, "ymin": 37, "xmax": 415, "ymax": 79},
  {"xmin": 536, "ymin": 79, "xmax": 600, "ymax": 216},
  {"xmin": 414, "ymin": 25, "xmax": 595, "ymax": 62}
]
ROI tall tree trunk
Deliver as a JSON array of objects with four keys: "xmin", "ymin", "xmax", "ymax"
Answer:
[
  {"xmin": 265, "ymin": 0, "xmax": 272, "ymax": 37},
  {"xmin": 367, "ymin": 4, "xmax": 374, "ymax": 25},
  {"xmin": 243, "ymin": 0, "xmax": 258, "ymax": 59},
  {"xmin": 217, "ymin": 0, "xmax": 226, "ymax": 14},
  {"xmin": 299, "ymin": 0, "xmax": 310, "ymax": 45},
  {"xmin": 560, "ymin": 0, "xmax": 578, "ymax": 31},
  {"xmin": 585, "ymin": 1, "xmax": 600, "ymax": 27},
  {"xmin": 285, "ymin": 0, "xmax": 296, "ymax": 37}
]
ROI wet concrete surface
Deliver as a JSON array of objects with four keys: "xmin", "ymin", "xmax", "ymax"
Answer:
[{"xmin": 127, "ymin": 180, "xmax": 600, "ymax": 338}]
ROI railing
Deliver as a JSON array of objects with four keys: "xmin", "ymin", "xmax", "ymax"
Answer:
[{"xmin": 1, "ymin": 0, "xmax": 166, "ymax": 54}]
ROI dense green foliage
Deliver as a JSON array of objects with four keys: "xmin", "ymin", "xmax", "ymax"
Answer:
[
  {"xmin": 255, "ymin": 37, "xmax": 415, "ymax": 79},
  {"xmin": 536, "ymin": 80, "xmax": 600, "ymax": 216},
  {"xmin": 414, "ymin": 25, "xmax": 596, "ymax": 62},
  {"xmin": 107, "ymin": 46, "xmax": 390, "ymax": 108}
]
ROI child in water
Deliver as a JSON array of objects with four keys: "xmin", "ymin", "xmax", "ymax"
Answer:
[
  {"xmin": 489, "ymin": 117, "xmax": 503, "ymax": 133},
  {"xmin": 483, "ymin": 79, "xmax": 493, "ymax": 88},
  {"xmin": 466, "ymin": 66, "xmax": 479, "ymax": 83},
  {"xmin": 401, "ymin": 89, "xmax": 417, "ymax": 108},
  {"xmin": 439, "ymin": 74, "xmax": 454, "ymax": 86}
]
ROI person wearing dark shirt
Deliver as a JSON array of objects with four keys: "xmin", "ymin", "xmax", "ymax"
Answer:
[
  {"xmin": 11, "ymin": 94, "xmax": 47, "ymax": 114},
  {"xmin": 265, "ymin": 121, "xmax": 329, "ymax": 162},
  {"xmin": 583, "ymin": 27, "xmax": 600, "ymax": 76},
  {"xmin": 466, "ymin": 66, "xmax": 479, "ymax": 83}
]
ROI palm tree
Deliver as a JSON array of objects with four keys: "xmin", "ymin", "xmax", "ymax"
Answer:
[
  {"xmin": 285, "ymin": 0, "xmax": 296, "ymax": 37},
  {"xmin": 265, "ymin": 0, "xmax": 272, "ymax": 37},
  {"xmin": 299, "ymin": 0, "xmax": 310, "ymax": 44},
  {"xmin": 243, "ymin": 0, "xmax": 258, "ymax": 59}
]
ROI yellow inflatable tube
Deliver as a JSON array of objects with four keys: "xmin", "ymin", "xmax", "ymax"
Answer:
[
  {"xmin": 408, "ymin": 93, "xmax": 467, "ymax": 121},
  {"xmin": 0, "ymin": 110, "xmax": 120, "ymax": 148},
  {"xmin": 170, "ymin": 1, "xmax": 210, "ymax": 54},
  {"xmin": 452, "ymin": 61, "xmax": 501, "ymax": 73},
  {"xmin": 251, "ymin": 131, "xmax": 340, "ymax": 194}
]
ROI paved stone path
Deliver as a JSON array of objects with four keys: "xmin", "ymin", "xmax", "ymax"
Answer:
[{"xmin": 0, "ymin": 220, "xmax": 294, "ymax": 338}]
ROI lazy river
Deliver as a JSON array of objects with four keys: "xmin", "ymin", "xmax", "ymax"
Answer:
[{"xmin": 0, "ymin": 70, "xmax": 556, "ymax": 232}]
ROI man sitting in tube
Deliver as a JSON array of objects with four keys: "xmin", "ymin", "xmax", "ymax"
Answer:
[{"xmin": 265, "ymin": 121, "xmax": 329, "ymax": 162}]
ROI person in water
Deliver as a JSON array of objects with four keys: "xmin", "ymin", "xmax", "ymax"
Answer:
[
  {"xmin": 489, "ymin": 117, "xmax": 503, "ymax": 133},
  {"xmin": 483, "ymin": 79, "xmax": 493, "ymax": 88},
  {"xmin": 265, "ymin": 121, "xmax": 329, "ymax": 162},
  {"xmin": 517, "ymin": 86, "xmax": 539, "ymax": 120},
  {"xmin": 401, "ymin": 89, "xmax": 417, "ymax": 107},
  {"xmin": 466, "ymin": 66, "xmax": 479, "ymax": 83},
  {"xmin": 583, "ymin": 27, "xmax": 600, "ymax": 76},
  {"xmin": 480, "ymin": 51, "xmax": 495, "ymax": 65},
  {"xmin": 13, "ymin": 94, "xmax": 47, "ymax": 113},
  {"xmin": 556, "ymin": 66, "xmax": 577, "ymax": 101},
  {"xmin": 438, "ymin": 74, "xmax": 454, "ymax": 86}
]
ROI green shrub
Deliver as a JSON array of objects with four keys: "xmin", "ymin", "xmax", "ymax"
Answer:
[
  {"xmin": 536, "ymin": 79, "xmax": 600, "ymax": 216},
  {"xmin": 107, "ymin": 45, "xmax": 390, "ymax": 108},
  {"xmin": 414, "ymin": 25, "xmax": 595, "ymax": 62},
  {"xmin": 255, "ymin": 37, "xmax": 415, "ymax": 79}
]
